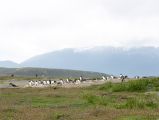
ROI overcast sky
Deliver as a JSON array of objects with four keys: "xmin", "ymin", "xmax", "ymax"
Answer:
[{"xmin": 0, "ymin": 0, "xmax": 159, "ymax": 63}]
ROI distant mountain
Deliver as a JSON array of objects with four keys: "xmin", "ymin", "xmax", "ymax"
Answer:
[
  {"xmin": 0, "ymin": 67, "xmax": 108, "ymax": 78},
  {"xmin": 21, "ymin": 47, "xmax": 159, "ymax": 77},
  {"xmin": 1, "ymin": 47, "xmax": 159, "ymax": 77},
  {"xmin": 0, "ymin": 61, "xmax": 19, "ymax": 68}
]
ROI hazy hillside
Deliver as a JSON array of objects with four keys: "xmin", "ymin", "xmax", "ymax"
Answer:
[
  {"xmin": 0, "ymin": 61, "xmax": 19, "ymax": 68},
  {"xmin": 0, "ymin": 67, "xmax": 108, "ymax": 78},
  {"xmin": 21, "ymin": 47, "xmax": 159, "ymax": 77}
]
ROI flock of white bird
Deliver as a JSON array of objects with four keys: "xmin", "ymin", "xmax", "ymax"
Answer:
[{"xmin": 26, "ymin": 75, "xmax": 127, "ymax": 88}]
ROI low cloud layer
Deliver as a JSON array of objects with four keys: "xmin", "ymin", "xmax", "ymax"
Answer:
[{"xmin": 0, "ymin": 0, "xmax": 159, "ymax": 62}]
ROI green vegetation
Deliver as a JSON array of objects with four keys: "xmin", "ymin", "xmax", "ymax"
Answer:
[
  {"xmin": 99, "ymin": 78, "xmax": 159, "ymax": 92},
  {"xmin": 0, "ymin": 67, "xmax": 109, "ymax": 79},
  {"xmin": 1, "ymin": 78, "xmax": 159, "ymax": 119}
]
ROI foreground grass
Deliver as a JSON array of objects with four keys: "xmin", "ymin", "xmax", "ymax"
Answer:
[{"xmin": 1, "ymin": 78, "xmax": 159, "ymax": 120}]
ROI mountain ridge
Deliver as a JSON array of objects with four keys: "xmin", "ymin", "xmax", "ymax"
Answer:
[{"xmin": 0, "ymin": 47, "xmax": 159, "ymax": 77}]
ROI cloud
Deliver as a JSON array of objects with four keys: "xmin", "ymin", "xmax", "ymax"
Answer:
[{"xmin": 0, "ymin": 0, "xmax": 159, "ymax": 62}]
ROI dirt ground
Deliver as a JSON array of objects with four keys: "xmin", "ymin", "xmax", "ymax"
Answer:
[{"xmin": 0, "ymin": 78, "xmax": 127, "ymax": 88}]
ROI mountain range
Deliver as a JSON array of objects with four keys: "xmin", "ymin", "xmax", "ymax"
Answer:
[{"xmin": 0, "ymin": 46, "xmax": 159, "ymax": 77}]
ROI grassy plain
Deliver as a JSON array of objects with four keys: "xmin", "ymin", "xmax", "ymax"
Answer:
[{"xmin": 1, "ymin": 78, "xmax": 159, "ymax": 120}]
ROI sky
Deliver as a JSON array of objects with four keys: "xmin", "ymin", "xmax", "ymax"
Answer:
[{"xmin": 0, "ymin": 0, "xmax": 159, "ymax": 63}]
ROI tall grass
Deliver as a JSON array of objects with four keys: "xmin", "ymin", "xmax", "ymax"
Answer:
[
  {"xmin": 127, "ymin": 79, "xmax": 151, "ymax": 92},
  {"xmin": 99, "ymin": 78, "xmax": 159, "ymax": 92}
]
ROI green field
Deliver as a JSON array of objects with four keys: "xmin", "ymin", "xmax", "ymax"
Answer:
[{"xmin": 1, "ymin": 78, "xmax": 159, "ymax": 120}]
